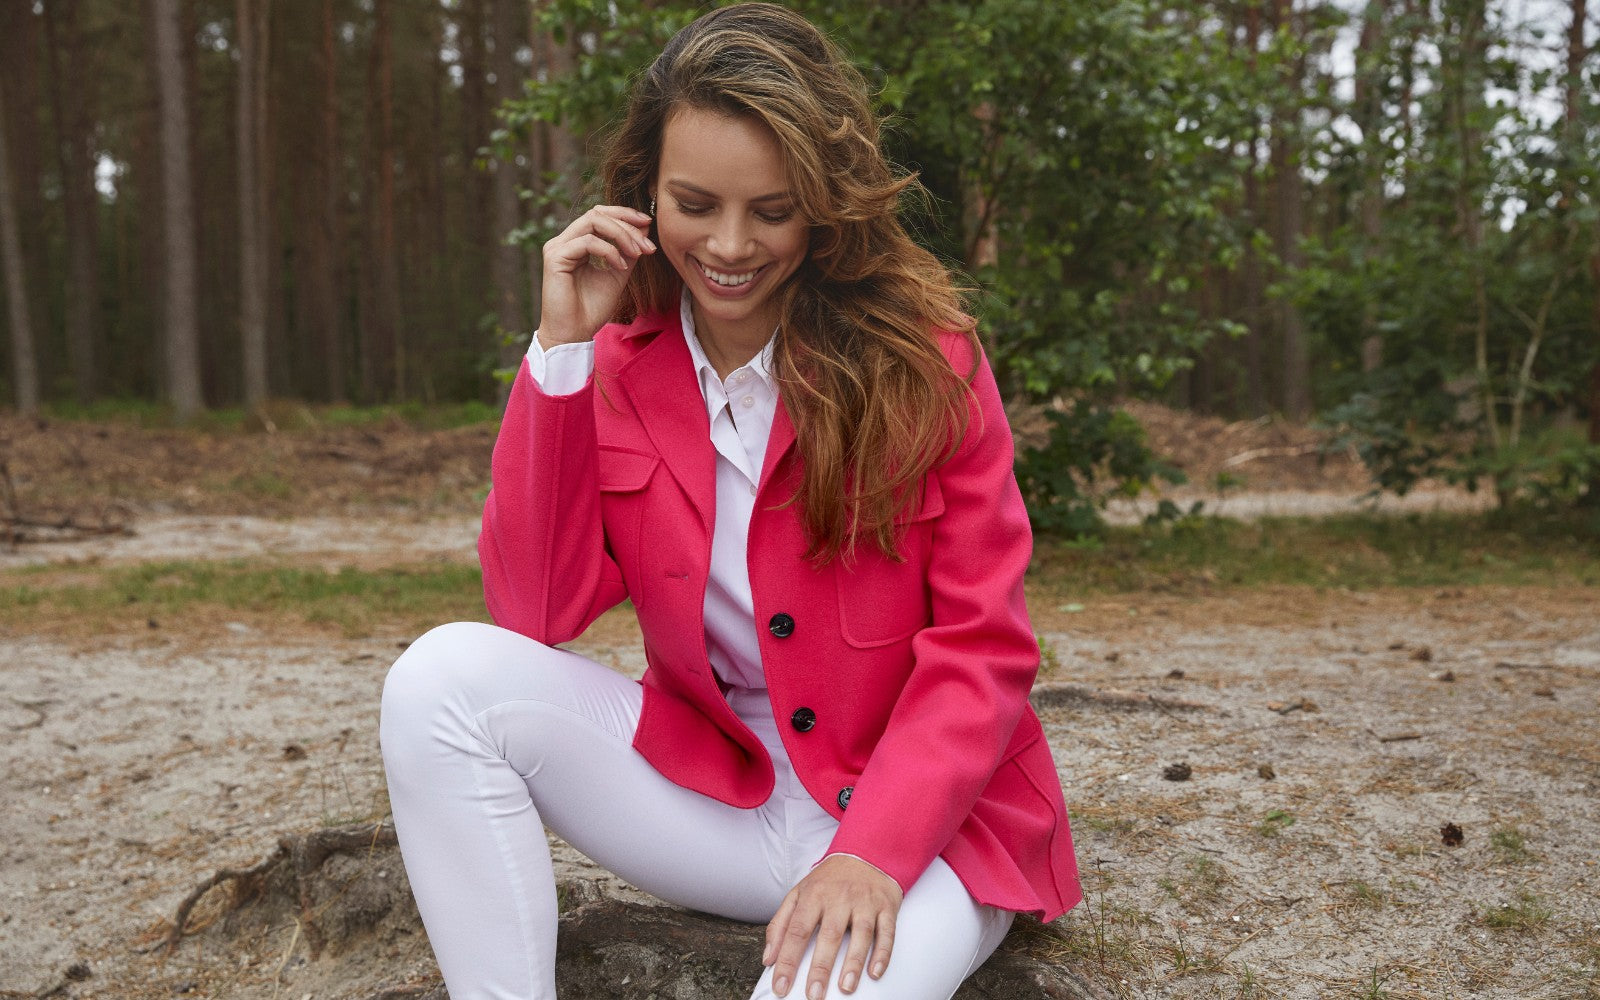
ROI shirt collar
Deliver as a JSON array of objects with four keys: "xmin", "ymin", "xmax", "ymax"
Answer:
[{"xmin": 679, "ymin": 289, "xmax": 777, "ymax": 417}]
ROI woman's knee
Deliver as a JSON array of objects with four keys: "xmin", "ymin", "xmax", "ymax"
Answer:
[{"xmin": 380, "ymin": 621, "xmax": 546, "ymax": 751}]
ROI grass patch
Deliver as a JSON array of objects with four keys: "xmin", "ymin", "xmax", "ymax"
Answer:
[
  {"xmin": 1481, "ymin": 891, "xmax": 1554, "ymax": 931},
  {"xmin": 0, "ymin": 560, "xmax": 490, "ymax": 637},
  {"xmin": 1489, "ymin": 827, "xmax": 1534, "ymax": 863},
  {"xmin": 38, "ymin": 398, "xmax": 499, "ymax": 432},
  {"xmin": 1031, "ymin": 507, "xmax": 1600, "ymax": 595},
  {"xmin": 1161, "ymin": 854, "xmax": 1229, "ymax": 906}
]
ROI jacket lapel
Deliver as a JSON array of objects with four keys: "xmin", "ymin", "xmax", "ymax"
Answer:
[
  {"xmin": 614, "ymin": 315, "xmax": 718, "ymax": 535},
  {"xmin": 760, "ymin": 396, "xmax": 797, "ymax": 491}
]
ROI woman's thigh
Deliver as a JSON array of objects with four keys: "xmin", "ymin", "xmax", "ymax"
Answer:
[
  {"xmin": 744, "ymin": 858, "xmax": 1014, "ymax": 1000},
  {"xmin": 381, "ymin": 621, "xmax": 790, "ymax": 923}
]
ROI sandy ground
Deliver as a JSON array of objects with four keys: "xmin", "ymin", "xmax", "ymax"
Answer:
[
  {"xmin": 1, "ymin": 524, "xmax": 1596, "ymax": 998},
  {"xmin": 1, "ymin": 411, "xmax": 1595, "ymax": 997}
]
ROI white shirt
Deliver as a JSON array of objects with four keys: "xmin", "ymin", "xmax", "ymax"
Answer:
[{"xmin": 526, "ymin": 294, "xmax": 777, "ymax": 691}]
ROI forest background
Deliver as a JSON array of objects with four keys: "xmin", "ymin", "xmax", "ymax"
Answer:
[{"xmin": 1, "ymin": 0, "xmax": 1598, "ymax": 531}]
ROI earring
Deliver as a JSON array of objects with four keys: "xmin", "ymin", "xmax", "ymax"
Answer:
[{"xmin": 649, "ymin": 196, "xmax": 656, "ymax": 217}]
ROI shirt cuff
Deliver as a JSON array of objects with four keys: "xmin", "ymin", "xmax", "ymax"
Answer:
[{"xmin": 526, "ymin": 333, "xmax": 596, "ymax": 396}]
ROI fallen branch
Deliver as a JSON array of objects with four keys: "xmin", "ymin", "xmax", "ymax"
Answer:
[
  {"xmin": 1030, "ymin": 682, "xmax": 1211, "ymax": 713},
  {"xmin": 1220, "ymin": 443, "xmax": 1322, "ymax": 469},
  {"xmin": 1372, "ymin": 730, "xmax": 1425, "ymax": 743}
]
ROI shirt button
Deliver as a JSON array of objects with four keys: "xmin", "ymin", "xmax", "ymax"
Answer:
[
  {"xmin": 790, "ymin": 707, "xmax": 816, "ymax": 732},
  {"xmin": 748, "ymin": 484, "xmax": 757, "ymax": 497},
  {"xmin": 768, "ymin": 613, "xmax": 795, "ymax": 638},
  {"xmin": 837, "ymin": 786, "xmax": 854, "ymax": 810},
  {"xmin": 740, "ymin": 395, "xmax": 754, "ymax": 407},
  {"xmin": 734, "ymin": 371, "xmax": 748, "ymax": 383}
]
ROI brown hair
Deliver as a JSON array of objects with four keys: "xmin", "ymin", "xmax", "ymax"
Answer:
[{"xmin": 600, "ymin": 2, "xmax": 979, "ymax": 561}]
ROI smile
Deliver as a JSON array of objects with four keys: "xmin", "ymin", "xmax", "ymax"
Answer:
[{"xmin": 698, "ymin": 261, "xmax": 761, "ymax": 287}]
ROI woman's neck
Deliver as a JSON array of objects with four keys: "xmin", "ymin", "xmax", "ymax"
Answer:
[{"xmin": 691, "ymin": 306, "xmax": 772, "ymax": 380}]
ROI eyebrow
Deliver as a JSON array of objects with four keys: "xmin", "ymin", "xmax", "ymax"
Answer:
[{"xmin": 664, "ymin": 180, "xmax": 792, "ymax": 203}]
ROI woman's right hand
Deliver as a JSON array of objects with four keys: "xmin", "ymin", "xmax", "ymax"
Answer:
[{"xmin": 537, "ymin": 205, "xmax": 656, "ymax": 349}]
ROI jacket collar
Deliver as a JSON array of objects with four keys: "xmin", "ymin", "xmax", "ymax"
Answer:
[{"xmin": 610, "ymin": 308, "xmax": 798, "ymax": 523}]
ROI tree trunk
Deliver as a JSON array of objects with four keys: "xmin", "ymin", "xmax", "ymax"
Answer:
[
  {"xmin": 310, "ymin": 0, "xmax": 344, "ymax": 402},
  {"xmin": 362, "ymin": 0, "xmax": 402, "ymax": 402},
  {"xmin": 237, "ymin": 0, "xmax": 271, "ymax": 406},
  {"xmin": 0, "ymin": 3, "xmax": 49, "ymax": 397},
  {"xmin": 1271, "ymin": 0, "xmax": 1311, "ymax": 420},
  {"xmin": 1446, "ymin": 0, "xmax": 1496, "ymax": 450},
  {"xmin": 1571, "ymin": 0, "xmax": 1600, "ymax": 500},
  {"xmin": 1241, "ymin": 3, "xmax": 1267, "ymax": 415},
  {"xmin": 152, "ymin": 0, "xmax": 204, "ymax": 418},
  {"xmin": 459, "ymin": 0, "xmax": 491, "ymax": 370},
  {"xmin": 489, "ymin": 0, "xmax": 527, "ymax": 404},
  {"xmin": 0, "ymin": 76, "xmax": 41, "ymax": 413},
  {"xmin": 42, "ymin": 0, "xmax": 100, "ymax": 403},
  {"xmin": 1355, "ymin": 0, "xmax": 1388, "ymax": 373}
]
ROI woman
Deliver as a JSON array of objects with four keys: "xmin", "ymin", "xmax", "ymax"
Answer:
[{"xmin": 380, "ymin": 5, "xmax": 1080, "ymax": 999}]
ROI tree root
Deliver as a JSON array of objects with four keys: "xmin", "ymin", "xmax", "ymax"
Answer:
[{"xmin": 161, "ymin": 820, "xmax": 398, "ymax": 957}]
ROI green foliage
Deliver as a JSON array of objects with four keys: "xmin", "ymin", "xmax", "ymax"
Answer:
[
  {"xmin": 1016, "ymin": 401, "xmax": 1185, "ymax": 537},
  {"xmin": 1299, "ymin": 2, "xmax": 1600, "ymax": 510},
  {"xmin": 500, "ymin": 0, "xmax": 1253, "ymax": 537}
]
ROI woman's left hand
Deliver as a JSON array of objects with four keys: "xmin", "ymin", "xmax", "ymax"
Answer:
[{"xmin": 763, "ymin": 854, "xmax": 903, "ymax": 997}]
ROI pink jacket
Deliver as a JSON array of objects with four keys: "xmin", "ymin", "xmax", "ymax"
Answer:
[{"xmin": 480, "ymin": 311, "xmax": 1081, "ymax": 920}]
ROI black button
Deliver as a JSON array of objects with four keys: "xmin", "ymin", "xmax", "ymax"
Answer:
[
  {"xmin": 790, "ymin": 707, "xmax": 816, "ymax": 732},
  {"xmin": 837, "ymin": 786, "xmax": 854, "ymax": 810},
  {"xmin": 768, "ymin": 613, "xmax": 795, "ymax": 638}
]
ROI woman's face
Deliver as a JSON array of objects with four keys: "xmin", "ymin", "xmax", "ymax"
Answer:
[{"xmin": 653, "ymin": 106, "xmax": 809, "ymax": 350}]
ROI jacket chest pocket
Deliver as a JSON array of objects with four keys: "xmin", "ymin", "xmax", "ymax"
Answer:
[
  {"xmin": 597, "ymin": 445, "xmax": 660, "ymax": 605},
  {"xmin": 834, "ymin": 476, "xmax": 945, "ymax": 648}
]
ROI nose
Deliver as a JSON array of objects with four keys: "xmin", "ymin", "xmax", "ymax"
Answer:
[{"xmin": 705, "ymin": 213, "xmax": 754, "ymax": 262}]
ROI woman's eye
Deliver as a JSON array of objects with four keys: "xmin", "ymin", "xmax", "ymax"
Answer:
[
  {"xmin": 758, "ymin": 210, "xmax": 795, "ymax": 224},
  {"xmin": 674, "ymin": 201, "xmax": 711, "ymax": 216}
]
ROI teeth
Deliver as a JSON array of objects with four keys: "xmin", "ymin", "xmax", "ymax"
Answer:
[{"xmin": 701, "ymin": 263, "xmax": 756, "ymax": 287}]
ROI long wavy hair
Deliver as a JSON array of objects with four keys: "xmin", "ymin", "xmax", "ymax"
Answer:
[{"xmin": 600, "ymin": 2, "xmax": 979, "ymax": 562}]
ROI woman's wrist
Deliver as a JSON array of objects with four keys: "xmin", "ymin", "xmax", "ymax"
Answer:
[{"xmin": 535, "ymin": 328, "xmax": 596, "ymax": 351}]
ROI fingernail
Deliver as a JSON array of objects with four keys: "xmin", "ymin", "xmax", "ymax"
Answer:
[
  {"xmin": 843, "ymin": 971, "xmax": 858, "ymax": 992},
  {"xmin": 774, "ymin": 976, "xmax": 789, "ymax": 996},
  {"xmin": 808, "ymin": 982, "xmax": 824, "ymax": 1000},
  {"xmin": 871, "ymin": 962, "xmax": 885, "ymax": 978}
]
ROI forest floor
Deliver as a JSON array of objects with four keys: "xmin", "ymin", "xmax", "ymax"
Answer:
[{"xmin": 0, "ymin": 406, "xmax": 1595, "ymax": 1000}]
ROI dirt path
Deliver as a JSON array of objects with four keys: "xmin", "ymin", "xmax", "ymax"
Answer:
[{"xmin": 2, "ymin": 566, "xmax": 1596, "ymax": 998}]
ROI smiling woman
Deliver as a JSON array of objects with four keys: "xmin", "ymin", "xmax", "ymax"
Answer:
[
  {"xmin": 378, "ymin": 6, "xmax": 1081, "ymax": 1000},
  {"xmin": 652, "ymin": 109, "xmax": 809, "ymax": 373}
]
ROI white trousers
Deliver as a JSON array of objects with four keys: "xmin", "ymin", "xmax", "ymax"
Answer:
[{"xmin": 379, "ymin": 621, "xmax": 1013, "ymax": 1000}]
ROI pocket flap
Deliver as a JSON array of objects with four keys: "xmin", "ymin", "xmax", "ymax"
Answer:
[{"xmin": 597, "ymin": 446, "xmax": 660, "ymax": 493}]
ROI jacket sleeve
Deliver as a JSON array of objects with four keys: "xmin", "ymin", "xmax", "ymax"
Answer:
[
  {"xmin": 479, "ymin": 357, "xmax": 628, "ymax": 644},
  {"xmin": 823, "ymin": 336, "xmax": 1040, "ymax": 893}
]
